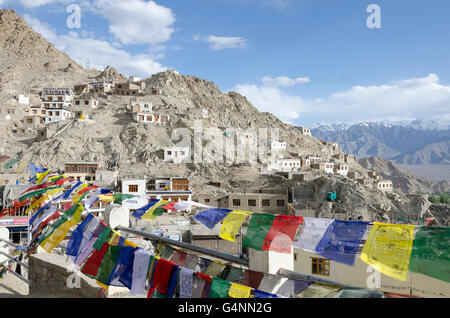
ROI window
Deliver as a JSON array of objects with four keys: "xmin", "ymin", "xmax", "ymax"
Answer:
[
  {"xmin": 56, "ymin": 111, "xmax": 60, "ymax": 116},
  {"xmin": 232, "ymin": 199, "xmax": 241, "ymax": 207},
  {"xmin": 32, "ymin": 110, "xmax": 37, "ymax": 114},
  {"xmin": 311, "ymin": 258, "xmax": 330, "ymax": 276},
  {"xmin": 205, "ymin": 199, "xmax": 210, "ymax": 204},
  {"xmin": 26, "ymin": 118, "xmax": 33, "ymax": 124},
  {"xmin": 277, "ymin": 200, "xmax": 285, "ymax": 207},
  {"xmin": 262, "ymin": 199, "xmax": 270, "ymax": 207},
  {"xmin": 128, "ymin": 184, "xmax": 138, "ymax": 193},
  {"xmin": 75, "ymin": 101, "xmax": 80, "ymax": 105},
  {"xmin": 248, "ymin": 199, "xmax": 256, "ymax": 207},
  {"xmin": 167, "ymin": 151, "xmax": 172, "ymax": 156}
]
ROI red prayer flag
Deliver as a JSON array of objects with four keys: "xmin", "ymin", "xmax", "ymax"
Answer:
[
  {"xmin": 196, "ymin": 272, "xmax": 212, "ymax": 284},
  {"xmin": 263, "ymin": 215, "xmax": 303, "ymax": 253},
  {"xmin": 81, "ymin": 242, "xmax": 109, "ymax": 277},
  {"xmin": 152, "ymin": 258, "xmax": 176, "ymax": 295},
  {"xmin": 78, "ymin": 186, "xmax": 99, "ymax": 195},
  {"xmin": 169, "ymin": 250, "xmax": 187, "ymax": 266},
  {"xmin": 33, "ymin": 211, "xmax": 61, "ymax": 237},
  {"xmin": 161, "ymin": 202, "xmax": 178, "ymax": 211},
  {"xmin": 242, "ymin": 270, "xmax": 264, "ymax": 289}
]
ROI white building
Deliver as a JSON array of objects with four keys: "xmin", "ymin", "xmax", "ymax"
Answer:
[
  {"xmin": 298, "ymin": 126, "xmax": 312, "ymax": 136},
  {"xmin": 74, "ymin": 98, "xmax": 99, "ymax": 109},
  {"xmin": 121, "ymin": 178, "xmax": 148, "ymax": 211},
  {"xmin": 334, "ymin": 164, "xmax": 349, "ymax": 176},
  {"xmin": 308, "ymin": 155, "xmax": 322, "ymax": 164},
  {"xmin": 129, "ymin": 76, "xmax": 141, "ymax": 83},
  {"xmin": 311, "ymin": 162, "xmax": 335, "ymax": 174},
  {"xmin": 45, "ymin": 109, "xmax": 71, "ymax": 124},
  {"xmin": 164, "ymin": 147, "xmax": 191, "ymax": 163},
  {"xmin": 131, "ymin": 100, "xmax": 152, "ymax": 113},
  {"xmin": 89, "ymin": 81, "xmax": 112, "ymax": 94},
  {"xmin": 271, "ymin": 141, "xmax": 287, "ymax": 151},
  {"xmin": 41, "ymin": 88, "xmax": 73, "ymax": 109},
  {"xmin": 18, "ymin": 94, "xmax": 29, "ymax": 105},
  {"xmin": 374, "ymin": 180, "xmax": 393, "ymax": 192},
  {"xmin": 135, "ymin": 113, "xmax": 170, "ymax": 124},
  {"xmin": 280, "ymin": 159, "xmax": 301, "ymax": 172}
]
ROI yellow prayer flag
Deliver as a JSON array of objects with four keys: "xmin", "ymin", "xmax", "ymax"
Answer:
[
  {"xmin": 96, "ymin": 281, "xmax": 109, "ymax": 291},
  {"xmin": 71, "ymin": 184, "xmax": 88, "ymax": 203},
  {"xmin": 228, "ymin": 283, "xmax": 252, "ymax": 298},
  {"xmin": 36, "ymin": 170, "xmax": 51, "ymax": 184},
  {"xmin": 46, "ymin": 187, "xmax": 64, "ymax": 197},
  {"xmin": 71, "ymin": 204, "xmax": 85, "ymax": 224},
  {"xmin": 97, "ymin": 194, "xmax": 115, "ymax": 202},
  {"xmin": 142, "ymin": 200, "xmax": 169, "ymax": 221},
  {"xmin": 40, "ymin": 219, "xmax": 76, "ymax": 253},
  {"xmin": 25, "ymin": 195, "xmax": 49, "ymax": 215},
  {"xmin": 123, "ymin": 240, "xmax": 138, "ymax": 248},
  {"xmin": 16, "ymin": 160, "xmax": 27, "ymax": 174},
  {"xmin": 360, "ymin": 222, "xmax": 415, "ymax": 281},
  {"xmin": 219, "ymin": 210, "xmax": 252, "ymax": 242}
]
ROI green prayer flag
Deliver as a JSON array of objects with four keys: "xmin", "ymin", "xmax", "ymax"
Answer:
[
  {"xmin": 113, "ymin": 193, "xmax": 136, "ymax": 204},
  {"xmin": 96, "ymin": 245, "xmax": 121, "ymax": 285},
  {"xmin": 160, "ymin": 244, "xmax": 175, "ymax": 260},
  {"xmin": 209, "ymin": 277, "xmax": 231, "ymax": 298},
  {"xmin": 409, "ymin": 227, "xmax": 450, "ymax": 283},
  {"xmin": 37, "ymin": 216, "xmax": 67, "ymax": 245},
  {"xmin": 93, "ymin": 227, "xmax": 113, "ymax": 251},
  {"xmin": 243, "ymin": 213, "xmax": 276, "ymax": 251}
]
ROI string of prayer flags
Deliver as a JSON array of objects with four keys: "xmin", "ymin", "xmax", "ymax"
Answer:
[
  {"xmin": 293, "ymin": 217, "xmax": 335, "ymax": 253},
  {"xmin": 150, "ymin": 258, "xmax": 179, "ymax": 298},
  {"xmin": 408, "ymin": 226, "xmax": 450, "ymax": 283},
  {"xmin": 71, "ymin": 184, "xmax": 89, "ymax": 203},
  {"xmin": 317, "ymin": 220, "xmax": 369, "ymax": 266},
  {"xmin": 19, "ymin": 186, "xmax": 60, "ymax": 202},
  {"xmin": 169, "ymin": 249, "xmax": 188, "ymax": 267},
  {"xmin": 209, "ymin": 277, "xmax": 231, "ymax": 298},
  {"xmin": 95, "ymin": 245, "xmax": 121, "ymax": 286},
  {"xmin": 242, "ymin": 213, "xmax": 276, "ymax": 251},
  {"xmin": 62, "ymin": 181, "xmax": 83, "ymax": 200},
  {"xmin": 194, "ymin": 208, "xmax": 233, "ymax": 229},
  {"xmin": 131, "ymin": 199, "xmax": 160, "ymax": 219},
  {"xmin": 191, "ymin": 274, "xmax": 207, "ymax": 298},
  {"xmin": 219, "ymin": 210, "xmax": 252, "ymax": 242},
  {"xmin": 32, "ymin": 210, "xmax": 61, "ymax": 238},
  {"xmin": 35, "ymin": 169, "xmax": 52, "ymax": 184},
  {"xmin": 113, "ymin": 193, "xmax": 137, "ymax": 204},
  {"xmin": 81, "ymin": 242, "xmax": 110, "ymax": 278},
  {"xmin": 141, "ymin": 200, "xmax": 170, "ymax": 221},
  {"xmin": 262, "ymin": 215, "xmax": 303, "ymax": 253},
  {"xmin": 39, "ymin": 217, "xmax": 77, "ymax": 253},
  {"xmin": 203, "ymin": 261, "xmax": 226, "ymax": 277},
  {"xmin": 0, "ymin": 156, "xmax": 10, "ymax": 164},
  {"xmin": 242, "ymin": 270, "xmax": 264, "ymax": 289},
  {"xmin": 93, "ymin": 226, "xmax": 113, "ymax": 250},
  {"xmin": 228, "ymin": 283, "xmax": 252, "ymax": 298},
  {"xmin": 106, "ymin": 246, "xmax": 136, "ymax": 287},
  {"xmin": 360, "ymin": 222, "xmax": 416, "ymax": 281},
  {"xmin": 66, "ymin": 214, "xmax": 95, "ymax": 257}
]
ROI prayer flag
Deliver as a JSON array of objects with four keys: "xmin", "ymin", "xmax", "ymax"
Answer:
[
  {"xmin": 293, "ymin": 217, "xmax": 335, "ymax": 253},
  {"xmin": 93, "ymin": 226, "xmax": 113, "ymax": 251},
  {"xmin": 408, "ymin": 227, "xmax": 450, "ymax": 283},
  {"xmin": 179, "ymin": 268, "xmax": 194, "ymax": 298},
  {"xmin": 228, "ymin": 283, "xmax": 252, "ymax": 298},
  {"xmin": 107, "ymin": 246, "xmax": 136, "ymax": 287},
  {"xmin": 243, "ymin": 213, "xmax": 276, "ymax": 251},
  {"xmin": 194, "ymin": 208, "xmax": 233, "ymax": 229},
  {"xmin": 219, "ymin": 210, "xmax": 251, "ymax": 242},
  {"xmin": 360, "ymin": 223, "xmax": 415, "ymax": 281},
  {"xmin": 253, "ymin": 290, "xmax": 279, "ymax": 298},
  {"xmin": 3, "ymin": 158, "xmax": 19, "ymax": 169},
  {"xmin": 40, "ymin": 218, "xmax": 77, "ymax": 253},
  {"xmin": 130, "ymin": 248, "xmax": 151, "ymax": 295},
  {"xmin": 141, "ymin": 200, "xmax": 170, "ymax": 221},
  {"xmin": 204, "ymin": 261, "xmax": 226, "ymax": 277},
  {"xmin": 66, "ymin": 214, "xmax": 95, "ymax": 257},
  {"xmin": 263, "ymin": 215, "xmax": 303, "ymax": 253},
  {"xmin": 81, "ymin": 242, "xmax": 110, "ymax": 278},
  {"xmin": 209, "ymin": 277, "xmax": 231, "ymax": 298},
  {"xmin": 16, "ymin": 160, "xmax": 27, "ymax": 174},
  {"xmin": 131, "ymin": 199, "xmax": 160, "ymax": 219},
  {"xmin": 317, "ymin": 220, "xmax": 369, "ymax": 266},
  {"xmin": 96, "ymin": 245, "xmax": 121, "ymax": 285}
]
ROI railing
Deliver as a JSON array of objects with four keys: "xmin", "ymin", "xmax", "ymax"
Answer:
[{"xmin": 0, "ymin": 238, "xmax": 29, "ymax": 284}]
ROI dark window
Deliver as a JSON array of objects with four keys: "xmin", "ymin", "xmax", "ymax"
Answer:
[
  {"xmin": 277, "ymin": 200, "xmax": 285, "ymax": 207},
  {"xmin": 248, "ymin": 199, "xmax": 256, "ymax": 207},
  {"xmin": 311, "ymin": 258, "xmax": 330, "ymax": 276},
  {"xmin": 262, "ymin": 200, "xmax": 270, "ymax": 207},
  {"xmin": 232, "ymin": 199, "xmax": 241, "ymax": 207}
]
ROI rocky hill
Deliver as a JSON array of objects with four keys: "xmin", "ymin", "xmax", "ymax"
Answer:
[{"xmin": 0, "ymin": 9, "xmax": 445, "ymax": 222}]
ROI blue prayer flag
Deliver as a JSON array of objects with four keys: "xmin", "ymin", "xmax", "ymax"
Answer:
[{"xmin": 194, "ymin": 208, "xmax": 233, "ymax": 229}]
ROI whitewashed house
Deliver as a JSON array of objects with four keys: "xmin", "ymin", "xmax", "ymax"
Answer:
[
  {"xmin": 374, "ymin": 180, "xmax": 393, "ymax": 192},
  {"xmin": 41, "ymin": 88, "xmax": 73, "ymax": 109},
  {"xmin": 164, "ymin": 147, "xmax": 191, "ymax": 163},
  {"xmin": 18, "ymin": 94, "xmax": 30, "ymax": 105},
  {"xmin": 74, "ymin": 98, "xmax": 99, "ymax": 109},
  {"xmin": 271, "ymin": 141, "xmax": 287, "ymax": 151},
  {"xmin": 280, "ymin": 159, "xmax": 301, "ymax": 172},
  {"xmin": 334, "ymin": 164, "xmax": 349, "ymax": 176},
  {"xmin": 45, "ymin": 109, "xmax": 71, "ymax": 124},
  {"xmin": 298, "ymin": 126, "xmax": 312, "ymax": 136}
]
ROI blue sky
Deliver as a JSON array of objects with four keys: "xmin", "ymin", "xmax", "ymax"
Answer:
[{"xmin": 2, "ymin": 0, "xmax": 450, "ymax": 126}]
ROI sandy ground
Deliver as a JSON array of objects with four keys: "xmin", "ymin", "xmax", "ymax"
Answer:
[{"xmin": 0, "ymin": 272, "xmax": 29, "ymax": 298}]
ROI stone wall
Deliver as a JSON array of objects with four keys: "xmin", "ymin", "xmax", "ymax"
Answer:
[{"xmin": 28, "ymin": 252, "xmax": 105, "ymax": 298}]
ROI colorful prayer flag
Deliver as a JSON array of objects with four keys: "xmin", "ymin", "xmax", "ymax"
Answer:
[
  {"xmin": 209, "ymin": 277, "xmax": 231, "ymax": 298},
  {"xmin": 228, "ymin": 283, "xmax": 252, "ymax": 298},
  {"xmin": 317, "ymin": 220, "xmax": 369, "ymax": 266},
  {"xmin": 293, "ymin": 217, "xmax": 335, "ymax": 253},
  {"xmin": 262, "ymin": 215, "xmax": 303, "ymax": 253},
  {"xmin": 360, "ymin": 222, "xmax": 415, "ymax": 281},
  {"xmin": 408, "ymin": 226, "xmax": 450, "ymax": 283},
  {"xmin": 194, "ymin": 208, "xmax": 233, "ymax": 229},
  {"xmin": 243, "ymin": 213, "xmax": 276, "ymax": 251},
  {"xmin": 219, "ymin": 210, "xmax": 251, "ymax": 242},
  {"xmin": 141, "ymin": 200, "xmax": 170, "ymax": 221},
  {"xmin": 131, "ymin": 199, "xmax": 160, "ymax": 219}
]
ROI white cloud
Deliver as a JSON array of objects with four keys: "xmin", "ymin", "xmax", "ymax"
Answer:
[
  {"xmin": 262, "ymin": 76, "xmax": 310, "ymax": 87},
  {"xmin": 234, "ymin": 74, "xmax": 450, "ymax": 125},
  {"xmin": 18, "ymin": 0, "xmax": 72, "ymax": 8},
  {"xmin": 203, "ymin": 35, "xmax": 248, "ymax": 51},
  {"xmin": 91, "ymin": 0, "xmax": 176, "ymax": 46},
  {"xmin": 24, "ymin": 14, "xmax": 167, "ymax": 77},
  {"xmin": 263, "ymin": 0, "xmax": 290, "ymax": 9}
]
